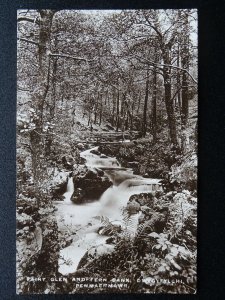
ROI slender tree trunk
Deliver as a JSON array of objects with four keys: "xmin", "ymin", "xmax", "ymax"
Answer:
[
  {"xmin": 94, "ymin": 92, "xmax": 99, "ymax": 124},
  {"xmin": 142, "ymin": 68, "xmax": 149, "ymax": 137},
  {"xmin": 177, "ymin": 44, "xmax": 182, "ymax": 114},
  {"xmin": 136, "ymin": 91, "xmax": 141, "ymax": 115},
  {"xmin": 111, "ymin": 88, "xmax": 116, "ymax": 126},
  {"xmin": 130, "ymin": 99, "xmax": 135, "ymax": 131},
  {"xmin": 181, "ymin": 12, "xmax": 189, "ymax": 128},
  {"xmin": 116, "ymin": 89, "xmax": 120, "ymax": 132},
  {"xmin": 45, "ymin": 57, "xmax": 58, "ymax": 156},
  {"xmin": 99, "ymin": 93, "xmax": 103, "ymax": 125},
  {"xmin": 152, "ymin": 66, "xmax": 157, "ymax": 142}
]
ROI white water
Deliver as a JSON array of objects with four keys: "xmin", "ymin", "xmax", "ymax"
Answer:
[
  {"xmin": 55, "ymin": 146, "xmax": 162, "ymax": 275},
  {"xmin": 63, "ymin": 177, "xmax": 74, "ymax": 204}
]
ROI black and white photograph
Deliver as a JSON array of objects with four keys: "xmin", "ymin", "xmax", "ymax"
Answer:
[{"xmin": 16, "ymin": 9, "xmax": 198, "ymax": 294}]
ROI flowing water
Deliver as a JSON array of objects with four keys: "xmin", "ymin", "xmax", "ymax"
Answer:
[{"xmin": 55, "ymin": 146, "xmax": 161, "ymax": 275}]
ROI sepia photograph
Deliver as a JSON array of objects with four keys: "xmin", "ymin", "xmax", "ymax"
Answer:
[{"xmin": 16, "ymin": 9, "xmax": 197, "ymax": 294}]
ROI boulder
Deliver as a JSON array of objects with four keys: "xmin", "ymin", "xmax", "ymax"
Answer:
[
  {"xmin": 90, "ymin": 149, "xmax": 101, "ymax": 156},
  {"xmin": 98, "ymin": 224, "xmax": 122, "ymax": 236},
  {"xmin": 71, "ymin": 188, "xmax": 85, "ymax": 204},
  {"xmin": 126, "ymin": 200, "xmax": 141, "ymax": 215},
  {"xmin": 72, "ymin": 169, "xmax": 112, "ymax": 203}
]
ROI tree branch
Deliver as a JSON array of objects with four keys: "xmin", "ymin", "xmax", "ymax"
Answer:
[
  {"xmin": 49, "ymin": 52, "xmax": 93, "ymax": 63},
  {"xmin": 134, "ymin": 55, "xmax": 197, "ymax": 84},
  {"xmin": 17, "ymin": 37, "xmax": 39, "ymax": 46},
  {"xmin": 17, "ymin": 16, "xmax": 40, "ymax": 25},
  {"xmin": 142, "ymin": 14, "xmax": 163, "ymax": 40}
]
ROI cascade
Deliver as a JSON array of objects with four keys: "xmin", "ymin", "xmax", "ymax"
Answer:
[
  {"xmin": 63, "ymin": 176, "xmax": 74, "ymax": 204},
  {"xmin": 55, "ymin": 146, "xmax": 162, "ymax": 275}
]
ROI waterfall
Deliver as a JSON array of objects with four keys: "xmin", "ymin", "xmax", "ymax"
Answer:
[
  {"xmin": 55, "ymin": 146, "xmax": 162, "ymax": 275},
  {"xmin": 80, "ymin": 147, "xmax": 120, "ymax": 169},
  {"xmin": 63, "ymin": 176, "xmax": 74, "ymax": 203}
]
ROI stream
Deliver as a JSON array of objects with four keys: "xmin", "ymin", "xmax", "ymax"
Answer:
[{"xmin": 55, "ymin": 146, "xmax": 161, "ymax": 275}]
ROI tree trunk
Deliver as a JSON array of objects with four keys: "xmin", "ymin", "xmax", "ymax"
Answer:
[
  {"xmin": 177, "ymin": 44, "xmax": 182, "ymax": 114},
  {"xmin": 111, "ymin": 88, "xmax": 116, "ymax": 126},
  {"xmin": 162, "ymin": 48, "xmax": 178, "ymax": 145},
  {"xmin": 116, "ymin": 89, "xmax": 120, "ymax": 132},
  {"xmin": 99, "ymin": 93, "xmax": 103, "ymax": 125},
  {"xmin": 45, "ymin": 57, "xmax": 58, "ymax": 156},
  {"xmin": 152, "ymin": 66, "xmax": 157, "ymax": 142},
  {"xmin": 94, "ymin": 92, "xmax": 99, "ymax": 124},
  {"xmin": 30, "ymin": 10, "xmax": 56, "ymax": 192},
  {"xmin": 181, "ymin": 11, "xmax": 190, "ymax": 128},
  {"xmin": 142, "ymin": 68, "xmax": 149, "ymax": 137}
]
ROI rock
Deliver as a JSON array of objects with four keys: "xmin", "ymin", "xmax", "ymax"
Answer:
[
  {"xmin": 95, "ymin": 168, "xmax": 104, "ymax": 177},
  {"xmin": 100, "ymin": 154, "xmax": 108, "ymax": 158},
  {"xmin": 52, "ymin": 181, "xmax": 67, "ymax": 200},
  {"xmin": 90, "ymin": 149, "xmax": 101, "ymax": 156},
  {"xmin": 71, "ymin": 188, "xmax": 85, "ymax": 204},
  {"xmin": 126, "ymin": 200, "xmax": 141, "ymax": 215},
  {"xmin": 77, "ymin": 143, "xmax": 85, "ymax": 150},
  {"xmin": 105, "ymin": 237, "xmax": 115, "ymax": 244},
  {"xmin": 98, "ymin": 224, "xmax": 121, "ymax": 236},
  {"xmin": 62, "ymin": 155, "xmax": 75, "ymax": 170},
  {"xmin": 73, "ymin": 169, "xmax": 112, "ymax": 202},
  {"xmin": 77, "ymin": 244, "xmax": 115, "ymax": 269},
  {"xmin": 127, "ymin": 161, "xmax": 139, "ymax": 168}
]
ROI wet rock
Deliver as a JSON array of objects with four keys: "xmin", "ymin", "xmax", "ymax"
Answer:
[
  {"xmin": 100, "ymin": 154, "xmax": 108, "ymax": 158},
  {"xmin": 127, "ymin": 161, "xmax": 139, "ymax": 168},
  {"xmin": 73, "ymin": 169, "xmax": 112, "ymax": 203},
  {"xmin": 90, "ymin": 149, "xmax": 101, "ymax": 156},
  {"xmin": 98, "ymin": 224, "xmax": 122, "ymax": 236},
  {"xmin": 52, "ymin": 181, "xmax": 67, "ymax": 201},
  {"xmin": 105, "ymin": 237, "xmax": 116, "ymax": 244},
  {"xmin": 126, "ymin": 200, "xmax": 141, "ymax": 215},
  {"xmin": 71, "ymin": 188, "xmax": 85, "ymax": 204}
]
